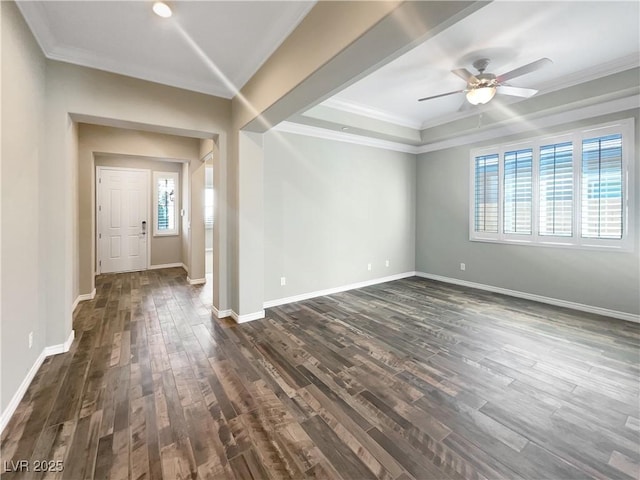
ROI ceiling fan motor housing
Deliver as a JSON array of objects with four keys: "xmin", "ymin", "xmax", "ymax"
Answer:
[{"xmin": 470, "ymin": 73, "xmax": 497, "ymax": 89}]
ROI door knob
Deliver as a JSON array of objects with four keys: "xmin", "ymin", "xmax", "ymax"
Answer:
[{"xmin": 141, "ymin": 220, "xmax": 147, "ymax": 235}]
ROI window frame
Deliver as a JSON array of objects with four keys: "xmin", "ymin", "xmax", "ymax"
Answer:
[
  {"xmin": 469, "ymin": 118, "xmax": 634, "ymax": 251},
  {"xmin": 153, "ymin": 171, "xmax": 180, "ymax": 237}
]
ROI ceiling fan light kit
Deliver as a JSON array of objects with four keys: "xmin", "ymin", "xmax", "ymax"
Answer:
[{"xmin": 466, "ymin": 85, "xmax": 496, "ymax": 105}]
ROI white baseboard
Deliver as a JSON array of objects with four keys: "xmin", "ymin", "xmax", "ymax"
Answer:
[
  {"xmin": 43, "ymin": 330, "xmax": 75, "ymax": 357},
  {"xmin": 212, "ymin": 306, "xmax": 264, "ymax": 324},
  {"xmin": 416, "ymin": 272, "xmax": 640, "ymax": 323},
  {"xmin": 231, "ymin": 310, "xmax": 265, "ymax": 323},
  {"xmin": 212, "ymin": 306, "xmax": 232, "ymax": 319},
  {"xmin": 0, "ymin": 329, "xmax": 75, "ymax": 434},
  {"xmin": 187, "ymin": 277, "xmax": 206, "ymax": 285},
  {"xmin": 148, "ymin": 262, "xmax": 185, "ymax": 270},
  {"xmin": 0, "ymin": 350, "xmax": 46, "ymax": 434},
  {"xmin": 72, "ymin": 289, "xmax": 96, "ymax": 312},
  {"xmin": 263, "ymin": 271, "xmax": 417, "ymax": 309}
]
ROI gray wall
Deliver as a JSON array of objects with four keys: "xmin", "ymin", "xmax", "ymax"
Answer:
[
  {"xmin": 1, "ymin": 1, "xmax": 47, "ymax": 413},
  {"xmin": 264, "ymin": 131, "xmax": 416, "ymax": 302},
  {"xmin": 416, "ymin": 110, "xmax": 640, "ymax": 316}
]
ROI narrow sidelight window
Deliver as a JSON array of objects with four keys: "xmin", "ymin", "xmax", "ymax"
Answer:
[{"xmin": 154, "ymin": 172, "xmax": 179, "ymax": 236}]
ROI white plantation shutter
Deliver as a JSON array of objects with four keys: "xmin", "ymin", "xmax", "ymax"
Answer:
[
  {"xmin": 153, "ymin": 172, "xmax": 179, "ymax": 236},
  {"xmin": 469, "ymin": 119, "xmax": 631, "ymax": 249},
  {"xmin": 474, "ymin": 154, "xmax": 499, "ymax": 233},
  {"xmin": 503, "ymin": 148, "xmax": 533, "ymax": 234},
  {"xmin": 581, "ymin": 134, "xmax": 623, "ymax": 239},
  {"xmin": 539, "ymin": 142, "xmax": 573, "ymax": 236}
]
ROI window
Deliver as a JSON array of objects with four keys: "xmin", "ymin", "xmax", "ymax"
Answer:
[
  {"xmin": 539, "ymin": 142, "xmax": 573, "ymax": 237},
  {"xmin": 581, "ymin": 134, "xmax": 623, "ymax": 239},
  {"xmin": 503, "ymin": 148, "xmax": 533, "ymax": 235},
  {"xmin": 204, "ymin": 188, "xmax": 214, "ymax": 227},
  {"xmin": 474, "ymin": 154, "xmax": 499, "ymax": 234},
  {"xmin": 153, "ymin": 172, "xmax": 179, "ymax": 236},
  {"xmin": 470, "ymin": 119, "xmax": 634, "ymax": 250}
]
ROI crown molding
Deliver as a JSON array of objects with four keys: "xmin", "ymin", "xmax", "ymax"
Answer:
[
  {"xmin": 46, "ymin": 45, "xmax": 234, "ymax": 98},
  {"xmin": 276, "ymin": 94, "xmax": 638, "ymax": 155},
  {"xmin": 321, "ymin": 98, "xmax": 423, "ymax": 130},
  {"xmin": 415, "ymin": 94, "xmax": 640, "ymax": 154},
  {"xmin": 16, "ymin": 1, "xmax": 57, "ymax": 56},
  {"xmin": 273, "ymin": 122, "xmax": 420, "ymax": 154}
]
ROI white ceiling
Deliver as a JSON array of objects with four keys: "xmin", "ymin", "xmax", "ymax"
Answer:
[
  {"xmin": 17, "ymin": 0, "xmax": 315, "ymax": 98},
  {"xmin": 323, "ymin": 1, "xmax": 640, "ymax": 130},
  {"xmin": 17, "ymin": 1, "xmax": 640, "ymax": 131}
]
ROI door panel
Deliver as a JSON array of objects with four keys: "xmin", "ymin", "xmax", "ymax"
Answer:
[{"xmin": 98, "ymin": 168, "xmax": 148, "ymax": 273}]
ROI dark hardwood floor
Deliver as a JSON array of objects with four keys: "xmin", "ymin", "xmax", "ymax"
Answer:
[{"xmin": 1, "ymin": 268, "xmax": 639, "ymax": 479}]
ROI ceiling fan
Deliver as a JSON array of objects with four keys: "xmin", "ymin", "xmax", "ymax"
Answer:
[{"xmin": 418, "ymin": 57, "xmax": 552, "ymax": 106}]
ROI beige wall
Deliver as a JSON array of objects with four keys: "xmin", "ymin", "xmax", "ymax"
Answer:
[
  {"xmin": 42, "ymin": 61, "xmax": 231, "ymax": 347},
  {"xmin": 1, "ymin": 0, "xmax": 46, "ymax": 414},
  {"xmin": 78, "ymin": 124, "xmax": 200, "ymax": 294}
]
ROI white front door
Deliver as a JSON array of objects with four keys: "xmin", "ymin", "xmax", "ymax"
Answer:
[{"xmin": 97, "ymin": 167, "xmax": 149, "ymax": 274}]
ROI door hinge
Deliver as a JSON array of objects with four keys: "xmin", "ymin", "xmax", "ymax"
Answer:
[
  {"xmin": 99, "ymin": 260, "xmax": 102, "ymax": 266},
  {"xmin": 99, "ymin": 178, "xmax": 102, "ymax": 184},
  {"xmin": 99, "ymin": 233, "xmax": 102, "ymax": 239},
  {"xmin": 99, "ymin": 205, "xmax": 101, "ymax": 212}
]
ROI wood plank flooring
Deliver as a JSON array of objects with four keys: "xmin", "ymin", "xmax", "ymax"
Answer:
[{"xmin": 1, "ymin": 268, "xmax": 639, "ymax": 479}]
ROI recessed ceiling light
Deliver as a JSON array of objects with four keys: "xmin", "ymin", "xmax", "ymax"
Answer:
[{"xmin": 153, "ymin": 1, "xmax": 172, "ymax": 18}]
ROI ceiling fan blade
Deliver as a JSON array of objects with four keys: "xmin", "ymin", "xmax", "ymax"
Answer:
[
  {"xmin": 497, "ymin": 58, "xmax": 552, "ymax": 83},
  {"xmin": 452, "ymin": 68, "xmax": 478, "ymax": 83},
  {"xmin": 497, "ymin": 85, "xmax": 538, "ymax": 98},
  {"xmin": 418, "ymin": 90, "xmax": 464, "ymax": 102}
]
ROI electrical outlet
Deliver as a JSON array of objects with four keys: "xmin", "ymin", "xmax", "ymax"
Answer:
[
  {"xmin": 280, "ymin": 277, "xmax": 286, "ymax": 286},
  {"xmin": 28, "ymin": 332, "xmax": 33, "ymax": 349},
  {"xmin": 367, "ymin": 263, "xmax": 372, "ymax": 271},
  {"xmin": 460, "ymin": 263, "xmax": 466, "ymax": 271},
  {"xmin": 385, "ymin": 260, "xmax": 390, "ymax": 267}
]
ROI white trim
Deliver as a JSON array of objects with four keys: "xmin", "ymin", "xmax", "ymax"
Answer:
[
  {"xmin": 187, "ymin": 277, "xmax": 206, "ymax": 285},
  {"xmin": 415, "ymin": 272, "xmax": 639, "ymax": 323},
  {"xmin": 0, "ymin": 330, "xmax": 75, "ymax": 434},
  {"xmin": 0, "ymin": 351, "xmax": 46, "ymax": 434},
  {"xmin": 72, "ymin": 289, "xmax": 96, "ymax": 312},
  {"xmin": 231, "ymin": 310, "xmax": 266, "ymax": 324},
  {"xmin": 417, "ymin": 95, "xmax": 639, "ymax": 154},
  {"xmin": 148, "ymin": 263, "xmax": 185, "ymax": 270},
  {"xmin": 273, "ymin": 122, "xmax": 420, "ymax": 154},
  {"xmin": 263, "ymin": 272, "xmax": 417, "ymax": 309},
  {"xmin": 468, "ymin": 118, "xmax": 635, "ymax": 252},
  {"xmin": 213, "ymin": 306, "xmax": 232, "ymax": 319},
  {"xmin": 43, "ymin": 330, "xmax": 76, "ymax": 357},
  {"xmin": 321, "ymin": 98, "xmax": 422, "ymax": 130},
  {"xmin": 275, "ymin": 95, "xmax": 638, "ymax": 156}
]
